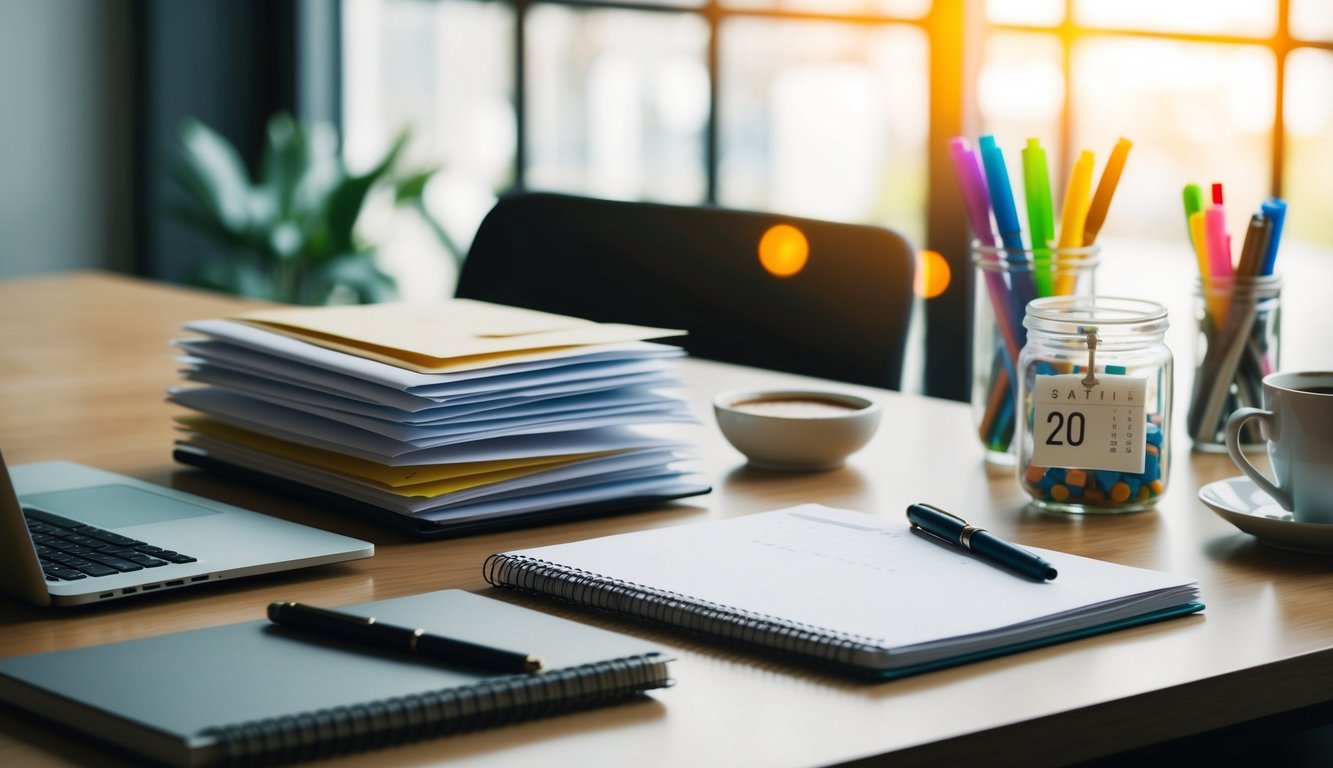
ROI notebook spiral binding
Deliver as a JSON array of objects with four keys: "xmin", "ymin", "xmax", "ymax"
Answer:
[
  {"xmin": 484, "ymin": 553, "xmax": 884, "ymax": 672},
  {"xmin": 201, "ymin": 654, "xmax": 670, "ymax": 766}
]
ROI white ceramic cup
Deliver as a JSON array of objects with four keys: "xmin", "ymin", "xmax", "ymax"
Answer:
[{"xmin": 1225, "ymin": 371, "xmax": 1333, "ymax": 524}]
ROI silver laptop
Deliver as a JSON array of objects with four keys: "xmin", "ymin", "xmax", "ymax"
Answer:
[{"xmin": 0, "ymin": 449, "xmax": 373, "ymax": 607}]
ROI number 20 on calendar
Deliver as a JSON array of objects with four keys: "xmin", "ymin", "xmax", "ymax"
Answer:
[{"xmin": 1031, "ymin": 374, "xmax": 1147, "ymax": 474}]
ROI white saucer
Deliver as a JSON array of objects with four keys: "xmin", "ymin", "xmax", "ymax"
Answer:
[{"xmin": 1198, "ymin": 476, "xmax": 1333, "ymax": 555}]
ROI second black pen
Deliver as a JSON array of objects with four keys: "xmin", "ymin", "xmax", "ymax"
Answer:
[{"xmin": 267, "ymin": 601, "xmax": 543, "ymax": 674}]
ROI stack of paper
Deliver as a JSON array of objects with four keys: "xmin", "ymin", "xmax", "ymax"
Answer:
[{"xmin": 169, "ymin": 300, "xmax": 709, "ymax": 536}]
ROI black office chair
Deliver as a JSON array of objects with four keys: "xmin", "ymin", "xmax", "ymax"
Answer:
[{"xmin": 455, "ymin": 192, "xmax": 916, "ymax": 390}]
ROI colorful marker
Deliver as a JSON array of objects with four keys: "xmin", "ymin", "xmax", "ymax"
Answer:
[
  {"xmin": 1053, "ymin": 150, "xmax": 1095, "ymax": 295},
  {"xmin": 1082, "ymin": 138, "xmax": 1131, "ymax": 246},
  {"xmin": 1259, "ymin": 198, "xmax": 1287, "ymax": 276},
  {"xmin": 978, "ymin": 135, "xmax": 1037, "ymax": 316},
  {"xmin": 1022, "ymin": 138, "xmax": 1055, "ymax": 297},
  {"xmin": 948, "ymin": 138, "xmax": 1022, "ymax": 371},
  {"xmin": 1183, "ymin": 184, "xmax": 1205, "ymax": 246}
]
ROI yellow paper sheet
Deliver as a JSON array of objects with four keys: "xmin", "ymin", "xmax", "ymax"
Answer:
[
  {"xmin": 232, "ymin": 299, "xmax": 684, "ymax": 373},
  {"xmin": 176, "ymin": 416, "xmax": 611, "ymax": 487}
]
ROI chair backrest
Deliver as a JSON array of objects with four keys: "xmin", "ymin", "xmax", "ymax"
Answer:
[{"xmin": 455, "ymin": 192, "xmax": 916, "ymax": 389}]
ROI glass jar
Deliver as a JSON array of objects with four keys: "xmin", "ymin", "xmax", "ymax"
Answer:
[
  {"xmin": 1187, "ymin": 275, "xmax": 1282, "ymax": 452},
  {"xmin": 1017, "ymin": 296, "xmax": 1172, "ymax": 513},
  {"xmin": 972, "ymin": 241, "xmax": 1099, "ymax": 465}
]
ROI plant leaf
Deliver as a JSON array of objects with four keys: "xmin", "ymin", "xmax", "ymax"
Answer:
[
  {"xmin": 174, "ymin": 120, "xmax": 253, "ymax": 234},
  {"xmin": 324, "ymin": 131, "xmax": 410, "ymax": 254},
  {"xmin": 318, "ymin": 252, "xmax": 398, "ymax": 304},
  {"xmin": 394, "ymin": 170, "xmax": 436, "ymax": 204},
  {"xmin": 259, "ymin": 112, "xmax": 308, "ymax": 221}
]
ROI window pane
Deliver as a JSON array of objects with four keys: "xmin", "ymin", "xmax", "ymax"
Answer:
[
  {"xmin": 977, "ymin": 31, "xmax": 1063, "ymax": 150},
  {"xmin": 1071, "ymin": 38, "xmax": 1273, "ymax": 242},
  {"xmin": 722, "ymin": 0, "xmax": 930, "ymax": 18},
  {"xmin": 526, "ymin": 7, "xmax": 709, "ymax": 203},
  {"xmin": 1285, "ymin": 49, "xmax": 1333, "ymax": 246},
  {"xmin": 986, "ymin": 0, "xmax": 1063, "ymax": 27},
  {"xmin": 1292, "ymin": 0, "xmax": 1333, "ymax": 42},
  {"xmin": 975, "ymin": 32, "xmax": 1062, "ymax": 238},
  {"xmin": 343, "ymin": 0, "xmax": 514, "ymax": 299},
  {"xmin": 1074, "ymin": 0, "xmax": 1276, "ymax": 37},
  {"xmin": 718, "ymin": 20, "xmax": 928, "ymax": 244},
  {"xmin": 344, "ymin": 0, "xmax": 513, "ymax": 181}
]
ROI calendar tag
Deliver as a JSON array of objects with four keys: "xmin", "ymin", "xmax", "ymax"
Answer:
[{"xmin": 1031, "ymin": 374, "xmax": 1146, "ymax": 473}]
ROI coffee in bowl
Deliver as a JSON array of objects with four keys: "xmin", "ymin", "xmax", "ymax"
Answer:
[{"xmin": 713, "ymin": 389, "xmax": 880, "ymax": 471}]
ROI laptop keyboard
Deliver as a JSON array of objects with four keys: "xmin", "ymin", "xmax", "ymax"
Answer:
[{"xmin": 24, "ymin": 508, "xmax": 198, "ymax": 582}]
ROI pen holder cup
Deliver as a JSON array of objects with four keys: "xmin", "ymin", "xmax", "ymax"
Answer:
[
  {"xmin": 1017, "ymin": 296, "xmax": 1172, "ymax": 514},
  {"xmin": 971, "ymin": 241, "xmax": 1099, "ymax": 465},
  {"xmin": 1188, "ymin": 276, "xmax": 1282, "ymax": 453}
]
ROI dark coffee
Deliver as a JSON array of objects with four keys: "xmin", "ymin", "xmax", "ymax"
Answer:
[
  {"xmin": 729, "ymin": 397, "xmax": 861, "ymax": 418},
  {"xmin": 1294, "ymin": 385, "xmax": 1333, "ymax": 396}
]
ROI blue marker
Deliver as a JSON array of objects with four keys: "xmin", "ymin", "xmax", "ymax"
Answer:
[
  {"xmin": 978, "ymin": 135, "xmax": 1037, "ymax": 317},
  {"xmin": 1259, "ymin": 198, "xmax": 1287, "ymax": 276},
  {"xmin": 978, "ymin": 135, "xmax": 1026, "ymax": 253}
]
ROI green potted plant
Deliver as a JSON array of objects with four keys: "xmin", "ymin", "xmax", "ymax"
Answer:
[{"xmin": 168, "ymin": 112, "xmax": 457, "ymax": 305}]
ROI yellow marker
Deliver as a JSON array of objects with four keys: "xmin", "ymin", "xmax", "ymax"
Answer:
[
  {"xmin": 1190, "ymin": 210, "xmax": 1225, "ymax": 327},
  {"xmin": 1054, "ymin": 150, "xmax": 1095, "ymax": 294},
  {"xmin": 1082, "ymin": 138, "xmax": 1132, "ymax": 246}
]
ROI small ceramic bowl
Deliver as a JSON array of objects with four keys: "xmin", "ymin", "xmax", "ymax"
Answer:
[{"xmin": 713, "ymin": 388, "xmax": 881, "ymax": 471}]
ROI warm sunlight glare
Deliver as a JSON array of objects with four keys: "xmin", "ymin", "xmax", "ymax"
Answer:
[
  {"xmin": 915, "ymin": 250, "xmax": 950, "ymax": 299},
  {"xmin": 758, "ymin": 224, "xmax": 810, "ymax": 277}
]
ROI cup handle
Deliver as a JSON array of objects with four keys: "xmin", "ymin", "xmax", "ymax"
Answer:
[{"xmin": 1225, "ymin": 407, "xmax": 1291, "ymax": 509}]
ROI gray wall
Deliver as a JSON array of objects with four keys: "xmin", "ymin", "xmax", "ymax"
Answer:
[{"xmin": 0, "ymin": 0, "xmax": 134, "ymax": 279}]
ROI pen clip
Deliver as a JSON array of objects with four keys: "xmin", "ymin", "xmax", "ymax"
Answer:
[{"xmin": 913, "ymin": 503, "xmax": 969, "ymax": 527}]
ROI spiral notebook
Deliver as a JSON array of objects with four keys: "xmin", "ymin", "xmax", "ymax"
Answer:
[
  {"xmin": 484, "ymin": 504, "xmax": 1203, "ymax": 679},
  {"xmin": 0, "ymin": 590, "xmax": 671, "ymax": 767}
]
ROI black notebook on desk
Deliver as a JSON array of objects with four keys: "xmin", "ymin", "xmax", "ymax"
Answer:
[
  {"xmin": 485, "ymin": 504, "xmax": 1203, "ymax": 679},
  {"xmin": 0, "ymin": 590, "xmax": 671, "ymax": 767}
]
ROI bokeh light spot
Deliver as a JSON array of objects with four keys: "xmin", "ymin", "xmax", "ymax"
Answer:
[
  {"xmin": 758, "ymin": 224, "xmax": 809, "ymax": 278},
  {"xmin": 915, "ymin": 250, "xmax": 951, "ymax": 299}
]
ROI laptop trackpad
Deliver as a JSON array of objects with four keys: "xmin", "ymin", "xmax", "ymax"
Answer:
[{"xmin": 22, "ymin": 485, "xmax": 220, "ymax": 528}]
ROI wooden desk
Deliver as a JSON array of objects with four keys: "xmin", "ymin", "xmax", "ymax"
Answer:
[{"xmin": 2, "ymin": 272, "xmax": 1332, "ymax": 767}]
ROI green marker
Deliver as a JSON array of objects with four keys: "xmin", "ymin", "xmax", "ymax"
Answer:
[
  {"xmin": 1183, "ymin": 184, "xmax": 1205, "ymax": 247},
  {"xmin": 1022, "ymin": 138, "xmax": 1055, "ymax": 297}
]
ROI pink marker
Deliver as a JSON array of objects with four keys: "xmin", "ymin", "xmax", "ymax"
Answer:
[
  {"xmin": 948, "ymin": 138, "xmax": 996, "ymax": 248},
  {"xmin": 1205, "ymin": 205, "xmax": 1232, "ymax": 280}
]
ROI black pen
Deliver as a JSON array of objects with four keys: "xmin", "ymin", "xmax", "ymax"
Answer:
[
  {"xmin": 267, "ymin": 601, "xmax": 543, "ymax": 674},
  {"xmin": 906, "ymin": 503, "xmax": 1057, "ymax": 581}
]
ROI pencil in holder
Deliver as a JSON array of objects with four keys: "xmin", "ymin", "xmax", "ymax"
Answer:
[
  {"xmin": 1187, "ymin": 275, "xmax": 1282, "ymax": 452},
  {"xmin": 971, "ymin": 240, "xmax": 1099, "ymax": 465}
]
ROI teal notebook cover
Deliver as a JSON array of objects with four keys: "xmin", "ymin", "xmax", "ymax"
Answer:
[{"xmin": 869, "ymin": 602, "xmax": 1206, "ymax": 681}]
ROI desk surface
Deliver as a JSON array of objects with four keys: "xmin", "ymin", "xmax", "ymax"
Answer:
[{"xmin": 2, "ymin": 272, "xmax": 1332, "ymax": 768}]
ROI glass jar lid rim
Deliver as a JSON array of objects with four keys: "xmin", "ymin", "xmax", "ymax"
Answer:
[
  {"xmin": 971, "ymin": 240, "xmax": 1101, "ymax": 258},
  {"xmin": 1025, "ymin": 296, "xmax": 1168, "ymax": 325}
]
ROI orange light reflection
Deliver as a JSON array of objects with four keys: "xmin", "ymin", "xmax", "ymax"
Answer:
[
  {"xmin": 915, "ymin": 250, "xmax": 951, "ymax": 299},
  {"xmin": 758, "ymin": 224, "xmax": 810, "ymax": 278}
]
